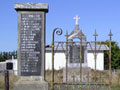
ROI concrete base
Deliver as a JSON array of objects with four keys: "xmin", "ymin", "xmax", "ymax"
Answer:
[
  {"xmin": 13, "ymin": 76, "xmax": 48, "ymax": 90},
  {"xmin": 53, "ymin": 84, "xmax": 109, "ymax": 90},
  {"xmin": 63, "ymin": 67, "xmax": 91, "ymax": 82}
]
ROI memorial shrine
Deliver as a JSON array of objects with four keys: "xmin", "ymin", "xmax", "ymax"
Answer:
[
  {"xmin": 68, "ymin": 15, "xmax": 87, "ymax": 67},
  {"xmin": 45, "ymin": 15, "xmax": 109, "ymax": 83},
  {"xmin": 46, "ymin": 15, "xmax": 109, "ymax": 71}
]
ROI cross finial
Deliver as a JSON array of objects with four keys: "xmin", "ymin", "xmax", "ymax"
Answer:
[
  {"xmin": 108, "ymin": 29, "xmax": 113, "ymax": 37},
  {"xmin": 93, "ymin": 29, "xmax": 98, "ymax": 37},
  {"xmin": 108, "ymin": 29, "xmax": 113, "ymax": 41},
  {"xmin": 73, "ymin": 15, "xmax": 80, "ymax": 25}
]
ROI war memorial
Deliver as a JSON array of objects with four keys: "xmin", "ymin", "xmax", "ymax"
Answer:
[{"xmin": 13, "ymin": 3, "xmax": 49, "ymax": 90}]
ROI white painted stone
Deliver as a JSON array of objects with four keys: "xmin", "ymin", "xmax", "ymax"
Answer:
[
  {"xmin": 73, "ymin": 15, "xmax": 80, "ymax": 25},
  {"xmin": 45, "ymin": 52, "xmax": 66, "ymax": 70},
  {"xmin": 87, "ymin": 52, "xmax": 104, "ymax": 70},
  {"xmin": 45, "ymin": 51, "xmax": 104, "ymax": 70}
]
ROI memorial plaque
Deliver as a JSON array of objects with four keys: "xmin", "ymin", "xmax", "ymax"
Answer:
[
  {"xmin": 20, "ymin": 13, "xmax": 42, "ymax": 76},
  {"xmin": 69, "ymin": 46, "xmax": 84, "ymax": 63},
  {"xmin": 14, "ymin": 3, "xmax": 49, "ymax": 90}
]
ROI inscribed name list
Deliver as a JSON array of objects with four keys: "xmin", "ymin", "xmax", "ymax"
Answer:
[{"xmin": 20, "ymin": 14, "xmax": 42, "ymax": 76}]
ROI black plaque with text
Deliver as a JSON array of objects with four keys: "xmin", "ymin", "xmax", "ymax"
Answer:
[
  {"xmin": 69, "ymin": 46, "xmax": 84, "ymax": 63},
  {"xmin": 20, "ymin": 14, "xmax": 42, "ymax": 76}
]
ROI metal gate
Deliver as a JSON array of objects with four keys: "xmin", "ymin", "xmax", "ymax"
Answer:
[{"xmin": 46, "ymin": 28, "xmax": 113, "ymax": 90}]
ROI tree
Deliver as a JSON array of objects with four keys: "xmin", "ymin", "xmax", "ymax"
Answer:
[
  {"xmin": 103, "ymin": 41, "xmax": 120, "ymax": 70},
  {"xmin": 0, "ymin": 51, "xmax": 17, "ymax": 62}
]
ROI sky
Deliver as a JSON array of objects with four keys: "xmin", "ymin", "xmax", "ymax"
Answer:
[{"xmin": 0, "ymin": 0, "xmax": 120, "ymax": 51}]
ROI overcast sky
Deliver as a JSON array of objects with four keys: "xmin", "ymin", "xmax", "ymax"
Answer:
[{"xmin": 0, "ymin": 0, "xmax": 120, "ymax": 51}]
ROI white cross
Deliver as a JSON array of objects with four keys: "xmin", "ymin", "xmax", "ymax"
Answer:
[{"xmin": 73, "ymin": 15, "xmax": 80, "ymax": 25}]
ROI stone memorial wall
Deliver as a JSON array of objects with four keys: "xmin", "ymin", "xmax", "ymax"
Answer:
[{"xmin": 14, "ymin": 3, "xmax": 49, "ymax": 90}]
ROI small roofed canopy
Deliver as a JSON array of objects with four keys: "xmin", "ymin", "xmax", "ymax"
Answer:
[{"xmin": 68, "ymin": 15, "xmax": 86, "ymax": 41}]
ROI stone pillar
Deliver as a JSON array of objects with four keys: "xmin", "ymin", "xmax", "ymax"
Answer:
[{"xmin": 13, "ymin": 3, "xmax": 49, "ymax": 90}]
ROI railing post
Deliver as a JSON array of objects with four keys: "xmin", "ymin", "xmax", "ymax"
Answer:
[
  {"xmin": 4, "ymin": 70, "xmax": 9, "ymax": 90},
  {"xmin": 51, "ymin": 28, "xmax": 62, "ymax": 90},
  {"xmin": 108, "ymin": 30, "xmax": 113, "ymax": 90},
  {"xmin": 80, "ymin": 31, "xmax": 83, "ymax": 90},
  {"xmin": 65, "ymin": 31, "xmax": 69, "ymax": 90},
  {"xmin": 93, "ymin": 30, "xmax": 98, "ymax": 90}
]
